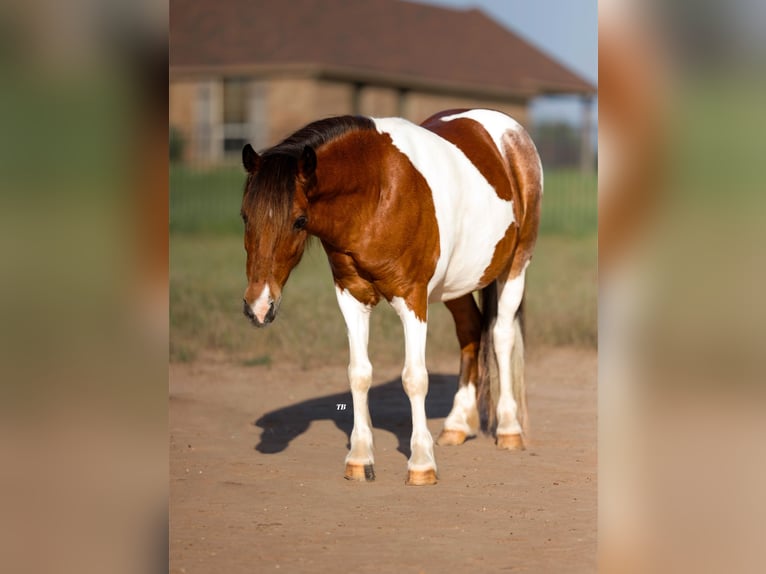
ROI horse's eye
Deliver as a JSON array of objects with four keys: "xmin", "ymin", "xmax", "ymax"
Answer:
[{"xmin": 293, "ymin": 215, "xmax": 307, "ymax": 230}]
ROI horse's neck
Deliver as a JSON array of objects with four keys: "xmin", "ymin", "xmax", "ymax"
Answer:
[
  {"xmin": 308, "ymin": 148, "xmax": 380, "ymax": 251},
  {"xmin": 308, "ymin": 185, "xmax": 375, "ymax": 253}
]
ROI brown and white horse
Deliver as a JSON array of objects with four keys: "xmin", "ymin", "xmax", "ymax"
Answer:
[{"xmin": 241, "ymin": 109, "xmax": 542, "ymax": 485}]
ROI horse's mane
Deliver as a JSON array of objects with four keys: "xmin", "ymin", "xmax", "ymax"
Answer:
[
  {"xmin": 242, "ymin": 115, "xmax": 375, "ymax": 236},
  {"xmin": 263, "ymin": 115, "xmax": 375, "ymax": 160}
]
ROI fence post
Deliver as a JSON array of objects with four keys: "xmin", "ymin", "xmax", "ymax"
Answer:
[{"xmin": 580, "ymin": 95, "xmax": 595, "ymax": 173}]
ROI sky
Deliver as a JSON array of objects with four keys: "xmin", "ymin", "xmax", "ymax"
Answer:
[{"xmin": 411, "ymin": 0, "xmax": 598, "ymax": 127}]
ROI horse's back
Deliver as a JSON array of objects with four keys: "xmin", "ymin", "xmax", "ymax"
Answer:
[
  {"xmin": 373, "ymin": 109, "xmax": 542, "ymax": 301},
  {"xmin": 423, "ymin": 109, "xmax": 543, "ymax": 282},
  {"xmin": 422, "ymin": 109, "xmax": 543, "ymax": 228}
]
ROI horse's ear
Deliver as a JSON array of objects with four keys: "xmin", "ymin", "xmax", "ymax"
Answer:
[
  {"xmin": 242, "ymin": 144, "xmax": 261, "ymax": 173},
  {"xmin": 299, "ymin": 145, "xmax": 317, "ymax": 178}
]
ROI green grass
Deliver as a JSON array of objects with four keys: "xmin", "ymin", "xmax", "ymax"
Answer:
[
  {"xmin": 169, "ymin": 165, "xmax": 596, "ymax": 364},
  {"xmin": 170, "ymin": 164, "xmax": 247, "ymax": 234},
  {"xmin": 539, "ymin": 169, "xmax": 597, "ymax": 235},
  {"xmin": 170, "ymin": 165, "xmax": 597, "ymax": 236}
]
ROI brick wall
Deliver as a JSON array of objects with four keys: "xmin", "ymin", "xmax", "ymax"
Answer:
[
  {"xmin": 170, "ymin": 74, "xmax": 531, "ymax": 163},
  {"xmin": 358, "ymin": 86, "xmax": 400, "ymax": 117},
  {"xmin": 169, "ymin": 81, "xmax": 197, "ymax": 163}
]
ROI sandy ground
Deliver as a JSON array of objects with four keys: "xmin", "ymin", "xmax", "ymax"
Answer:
[{"xmin": 170, "ymin": 347, "xmax": 596, "ymax": 573}]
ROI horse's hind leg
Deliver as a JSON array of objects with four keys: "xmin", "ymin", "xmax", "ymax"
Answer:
[
  {"xmin": 493, "ymin": 269, "xmax": 527, "ymax": 450},
  {"xmin": 335, "ymin": 286, "xmax": 376, "ymax": 481},
  {"xmin": 437, "ymin": 294, "xmax": 482, "ymax": 446}
]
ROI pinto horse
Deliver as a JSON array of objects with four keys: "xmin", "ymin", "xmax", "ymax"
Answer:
[{"xmin": 241, "ymin": 109, "xmax": 542, "ymax": 485}]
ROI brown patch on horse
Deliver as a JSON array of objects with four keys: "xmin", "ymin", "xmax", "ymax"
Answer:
[
  {"xmin": 303, "ymin": 129, "xmax": 440, "ymax": 321},
  {"xmin": 499, "ymin": 130, "xmax": 543, "ymax": 279}
]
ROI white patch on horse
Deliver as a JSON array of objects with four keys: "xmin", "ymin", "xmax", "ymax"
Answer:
[
  {"xmin": 251, "ymin": 284, "xmax": 271, "ymax": 323},
  {"xmin": 373, "ymin": 116, "xmax": 515, "ymax": 302}
]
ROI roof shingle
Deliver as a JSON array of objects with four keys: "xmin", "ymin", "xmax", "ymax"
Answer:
[{"xmin": 170, "ymin": 0, "xmax": 595, "ymax": 97}]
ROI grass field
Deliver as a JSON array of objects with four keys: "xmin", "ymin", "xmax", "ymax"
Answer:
[
  {"xmin": 170, "ymin": 166, "xmax": 246, "ymax": 235},
  {"xmin": 170, "ymin": 165, "xmax": 596, "ymax": 365},
  {"xmin": 170, "ymin": 165, "xmax": 597, "ymax": 236}
]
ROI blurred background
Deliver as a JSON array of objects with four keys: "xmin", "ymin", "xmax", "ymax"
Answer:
[
  {"xmin": 599, "ymin": 1, "xmax": 766, "ymax": 573},
  {"xmin": 1, "ymin": 0, "xmax": 763, "ymax": 571},
  {"xmin": 169, "ymin": 0, "xmax": 598, "ymax": 366}
]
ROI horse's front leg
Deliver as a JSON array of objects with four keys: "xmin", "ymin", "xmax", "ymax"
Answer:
[
  {"xmin": 391, "ymin": 296, "xmax": 437, "ymax": 485},
  {"xmin": 335, "ymin": 287, "xmax": 375, "ymax": 481}
]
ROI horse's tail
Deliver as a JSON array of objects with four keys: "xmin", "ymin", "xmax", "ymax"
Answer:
[
  {"xmin": 477, "ymin": 281, "xmax": 529, "ymax": 437},
  {"xmin": 477, "ymin": 282, "xmax": 498, "ymax": 431},
  {"xmin": 511, "ymin": 299, "xmax": 529, "ymax": 437}
]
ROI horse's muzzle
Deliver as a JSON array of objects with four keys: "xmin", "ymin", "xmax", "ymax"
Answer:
[{"xmin": 243, "ymin": 298, "xmax": 277, "ymax": 327}]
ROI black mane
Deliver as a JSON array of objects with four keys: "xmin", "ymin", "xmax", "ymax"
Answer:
[
  {"xmin": 242, "ymin": 115, "xmax": 375, "ymax": 236},
  {"xmin": 263, "ymin": 115, "xmax": 375, "ymax": 160}
]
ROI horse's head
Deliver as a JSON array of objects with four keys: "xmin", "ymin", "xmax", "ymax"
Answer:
[{"xmin": 240, "ymin": 143, "xmax": 316, "ymax": 327}]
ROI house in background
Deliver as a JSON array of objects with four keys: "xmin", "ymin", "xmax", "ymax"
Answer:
[{"xmin": 170, "ymin": 0, "xmax": 595, "ymax": 166}]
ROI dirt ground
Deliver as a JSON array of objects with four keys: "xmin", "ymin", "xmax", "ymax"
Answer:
[{"xmin": 170, "ymin": 346, "xmax": 596, "ymax": 573}]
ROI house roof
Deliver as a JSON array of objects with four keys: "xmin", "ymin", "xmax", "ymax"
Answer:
[{"xmin": 170, "ymin": 0, "xmax": 595, "ymax": 99}]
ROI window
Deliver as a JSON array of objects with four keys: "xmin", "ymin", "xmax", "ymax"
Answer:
[
  {"xmin": 223, "ymin": 78, "xmax": 249, "ymax": 157},
  {"xmin": 223, "ymin": 78, "xmax": 247, "ymax": 123}
]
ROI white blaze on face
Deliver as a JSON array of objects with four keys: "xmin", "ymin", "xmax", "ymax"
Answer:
[{"xmin": 251, "ymin": 284, "xmax": 271, "ymax": 322}]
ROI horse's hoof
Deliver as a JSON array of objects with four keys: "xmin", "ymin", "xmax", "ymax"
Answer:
[
  {"xmin": 405, "ymin": 468, "xmax": 438, "ymax": 486},
  {"xmin": 344, "ymin": 462, "xmax": 375, "ymax": 481},
  {"xmin": 496, "ymin": 433, "xmax": 525, "ymax": 450},
  {"xmin": 436, "ymin": 429, "xmax": 467, "ymax": 446}
]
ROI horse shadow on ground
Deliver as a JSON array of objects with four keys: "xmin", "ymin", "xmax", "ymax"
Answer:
[{"xmin": 254, "ymin": 374, "xmax": 459, "ymax": 459}]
